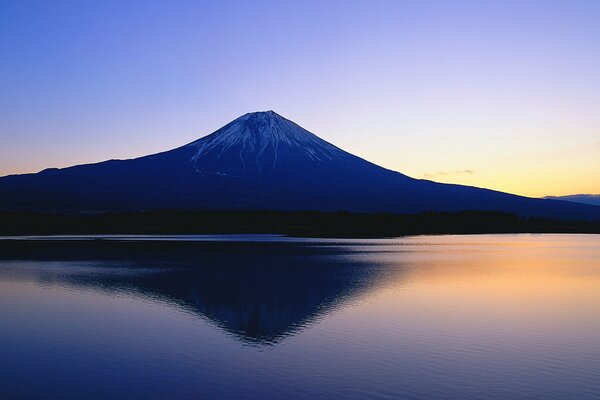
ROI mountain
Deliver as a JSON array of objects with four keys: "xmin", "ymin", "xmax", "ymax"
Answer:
[
  {"xmin": 1, "ymin": 110, "xmax": 600, "ymax": 221},
  {"xmin": 544, "ymin": 194, "xmax": 600, "ymax": 207}
]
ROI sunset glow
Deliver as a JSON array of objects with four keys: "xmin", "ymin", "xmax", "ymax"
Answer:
[{"xmin": 2, "ymin": 1, "xmax": 599, "ymax": 197}]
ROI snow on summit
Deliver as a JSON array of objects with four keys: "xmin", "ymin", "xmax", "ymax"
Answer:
[{"xmin": 187, "ymin": 111, "xmax": 347, "ymax": 171}]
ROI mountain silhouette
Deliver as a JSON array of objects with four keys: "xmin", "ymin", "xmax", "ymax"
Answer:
[
  {"xmin": 1, "ymin": 110, "xmax": 599, "ymax": 221},
  {"xmin": 544, "ymin": 194, "xmax": 600, "ymax": 207}
]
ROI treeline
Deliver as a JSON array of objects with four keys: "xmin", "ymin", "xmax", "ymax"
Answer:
[{"xmin": 1, "ymin": 209, "xmax": 599, "ymax": 237}]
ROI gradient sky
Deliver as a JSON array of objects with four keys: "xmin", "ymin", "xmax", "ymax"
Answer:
[{"xmin": 1, "ymin": 0, "xmax": 599, "ymax": 197}]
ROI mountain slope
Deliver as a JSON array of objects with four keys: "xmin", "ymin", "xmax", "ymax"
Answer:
[
  {"xmin": 544, "ymin": 194, "xmax": 600, "ymax": 207},
  {"xmin": 1, "ymin": 111, "xmax": 600, "ymax": 221}
]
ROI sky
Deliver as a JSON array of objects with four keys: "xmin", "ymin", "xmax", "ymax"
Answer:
[{"xmin": 1, "ymin": 0, "xmax": 599, "ymax": 197}]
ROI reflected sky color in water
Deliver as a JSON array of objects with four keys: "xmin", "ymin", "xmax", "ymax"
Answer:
[{"xmin": 1, "ymin": 234, "xmax": 599, "ymax": 399}]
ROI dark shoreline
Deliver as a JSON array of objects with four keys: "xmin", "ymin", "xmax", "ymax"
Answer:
[{"xmin": 1, "ymin": 210, "xmax": 599, "ymax": 238}]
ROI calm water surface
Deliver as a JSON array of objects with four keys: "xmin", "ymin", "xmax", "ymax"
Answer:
[{"xmin": 1, "ymin": 234, "xmax": 599, "ymax": 399}]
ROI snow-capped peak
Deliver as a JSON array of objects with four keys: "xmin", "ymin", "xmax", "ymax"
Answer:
[{"xmin": 187, "ymin": 111, "xmax": 347, "ymax": 169}]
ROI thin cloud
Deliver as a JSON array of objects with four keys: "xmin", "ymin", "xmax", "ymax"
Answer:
[{"xmin": 422, "ymin": 169, "xmax": 475, "ymax": 179}]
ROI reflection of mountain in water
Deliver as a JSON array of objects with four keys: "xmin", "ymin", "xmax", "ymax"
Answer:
[{"xmin": 0, "ymin": 240, "xmax": 402, "ymax": 344}]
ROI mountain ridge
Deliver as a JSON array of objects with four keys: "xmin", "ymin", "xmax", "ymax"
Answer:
[{"xmin": 544, "ymin": 194, "xmax": 600, "ymax": 207}]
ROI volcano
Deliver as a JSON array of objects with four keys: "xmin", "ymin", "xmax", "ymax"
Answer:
[{"xmin": 1, "ymin": 110, "xmax": 599, "ymax": 221}]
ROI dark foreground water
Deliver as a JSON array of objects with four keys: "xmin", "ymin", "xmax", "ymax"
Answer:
[{"xmin": 1, "ymin": 234, "xmax": 599, "ymax": 400}]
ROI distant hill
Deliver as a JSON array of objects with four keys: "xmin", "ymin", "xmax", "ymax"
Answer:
[
  {"xmin": 1, "ymin": 110, "xmax": 600, "ymax": 221},
  {"xmin": 543, "ymin": 194, "xmax": 600, "ymax": 207}
]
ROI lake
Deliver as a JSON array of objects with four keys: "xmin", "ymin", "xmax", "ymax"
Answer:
[{"xmin": 1, "ymin": 234, "xmax": 599, "ymax": 400}]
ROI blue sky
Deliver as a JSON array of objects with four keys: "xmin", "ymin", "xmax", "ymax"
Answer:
[{"xmin": 1, "ymin": 0, "xmax": 599, "ymax": 196}]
